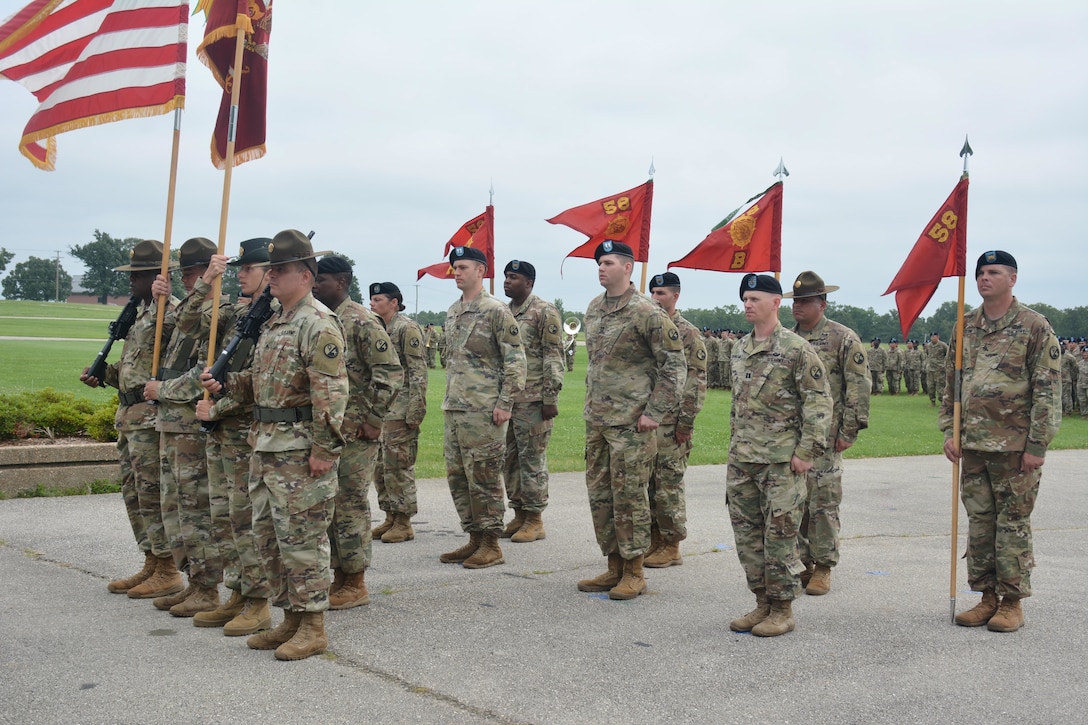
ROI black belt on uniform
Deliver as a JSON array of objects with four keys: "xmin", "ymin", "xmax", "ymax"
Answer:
[
  {"xmin": 253, "ymin": 405, "xmax": 313, "ymax": 423},
  {"xmin": 118, "ymin": 389, "xmax": 146, "ymax": 407}
]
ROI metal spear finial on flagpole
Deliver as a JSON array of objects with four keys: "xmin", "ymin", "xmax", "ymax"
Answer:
[
  {"xmin": 648, "ymin": 158, "xmax": 656, "ymax": 178},
  {"xmin": 959, "ymin": 135, "xmax": 973, "ymax": 176},
  {"xmin": 774, "ymin": 157, "xmax": 789, "ymax": 180},
  {"xmin": 489, "ymin": 179, "xmax": 494, "ymax": 206}
]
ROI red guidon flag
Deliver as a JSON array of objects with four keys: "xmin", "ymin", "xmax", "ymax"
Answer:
[
  {"xmin": 419, "ymin": 205, "xmax": 495, "ymax": 280},
  {"xmin": 669, "ymin": 182, "xmax": 783, "ymax": 274},
  {"xmin": 883, "ymin": 175, "xmax": 969, "ymax": 339},
  {"xmin": 547, "ymin": 180, "xmax": 653, "ymax": 263},
  {"xmin": 0, "ymin": 0, "xmax": 188, "ymax": 170},
  {"xmin": 417, "ymin": 260, "xmax": 453, "ymax": 281},
  {"xmin": 195, "ymin": 0, "xmax": 271, "ymax": 169}
]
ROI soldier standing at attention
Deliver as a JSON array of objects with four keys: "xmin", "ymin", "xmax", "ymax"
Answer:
[
  {"xmin": 577, "ymin": 241, "xmax": 685, "ymax": 600},
  {"xmin": 81, "ymin": 240, "xmax": 180, "ymax": 599},
  {"xmin": 784, "ymin": 271, "xmax": 869, "ymax": 596},
  {"xmin": 564, "ymin": 328, "xmax": 577, "ymax": 371},
  {"xmin": 644, "ymin": 272, "xmax": 706, "ymax": 568},
  {"xmin": 868, "ymin": 338, "xmax": 886, "ymax": 394},
  {"xmin": 926, "ymin": 331, "xmax": 949, "ymax": 406},
  {"xmin": 720, "ymin": 330, "xmax": 735, "ymax": 390},
  {"xmin": 438, "ymin": 246, "xmax": 526, "ymax": 568},
  {"xmin": 904, "ymin": 339, "xmax": 924, "ymax": 395},
  {"xmin": 884, "ymin": 338, "xmax": 904, "ymax": 395},
  {"xmin": 703, "ymin": 329, "xmax": 720, "ymax": 389},
  {"xmin": 424, "ymin": 323, "xmax": 438, "ymax": 368},
  {"xmin": 941, "ymin": 251, "xmax": 1061, "ymax": 632},
  {"xmin": 1077, "ymin": 345, "xmax": 1088, "ymax": 419},
  {"xmin": 313, "ymin": 256, "xmax": 402, "ymax": 610},
  {"xmin": 369, "ymin": 282, "xmax": 428, "ymax": 544},
  {"xmin": 201, "ymin": 230, "xmax": 347, "ymax": 661},
  {"xmin": 727, "ymin": 273, "xmax": 831, "ymax": 636},
  {"xmin": 1060, "ymin": 339, "xmax": 1078, "ymax": 415},
  {"xmin": 501, "ymin": 260, "xmax": 564, "ymax": 543}
]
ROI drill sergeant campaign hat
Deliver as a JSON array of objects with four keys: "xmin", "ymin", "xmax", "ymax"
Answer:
[
  {"xmin": 227, "ymin": 237, "xmax": 271, "ymax": 266},
  {"xmin": 113, "ymin": 239, "xmax": 179, "ymax": 272},
  {"xmin": 449, "ymin": 246, "xmax": 488, "ymax": 266},
  {"xmin": 258, "ymin": 229, "xmax": 332, "ymax": 275},
  {"xmin": 370, "ymin": 281, "xmax": 406, "ymax": 311},
  {"xmin": 503, "ymin": 259, "xmax": 536, "ymax": 280},
  {"xmin": 975, "ymin": 250, "xmax": 1017, "ymax": 277},
  {"xmin": 782, "ymin": 270, "xmax": 840, "ymax": 299},
  {"xmin": 649, "ymin": 271, "xmax": 681, "ymax": 290},
  {"xmin": 738, "ymin": 273, "xmax": 782, "ymax": 300},
  {"xmin": 178, "ymin": 237, "xmax": 216, "ymax": 269},
  {"xmin": 594, "ymin": 239, "xmax": 634, "ymax": 263}
]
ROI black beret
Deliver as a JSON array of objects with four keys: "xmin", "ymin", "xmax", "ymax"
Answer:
[
  {"xmin": 649, "ymin": 271, "xmax": 681, "ymax": 290},
  {"xmin": 503, "ymin": 259, "xmax": 536, "ymax": 280},
  {"xmin": 738, "ymin": 273, "xmax": 782, "ymax": 299},
  {"xmin": 930, "ymin": 331, "xmax": 940, "ymax": 337},
  {"xmin": 889, "ymin": 337, "xmax": 898, "ymax": 344},
  {"xmin": 975, "ymin": 250, "xmax": 1017, "ymax": 277},
  {"xmin": 449, "ymin": 246, "xmax": 487, "ymax": 266},
  {"xmin": 594, "ymin": 239, "xmax": 634, "ymax": 263},
  {"xmin": 872, "ymin": 337, "xmax": 881, "ymax": 343},
  {"xmin": 369, "ymin": 281, "xmax": 405, "ymax": 311},
  {"xmin": 317, "ymin": 256, "xmax": 353, "ymax": 275}
]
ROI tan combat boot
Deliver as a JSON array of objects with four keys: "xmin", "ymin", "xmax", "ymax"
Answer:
[
  {"xmin": 371, "ymin": 512, "xmax": 395, "ymax": 539},
  {"xmin": 609, "ymin": 555, "xmax": 647, "ymax": 600},
  {"xmin": 169, "ymin": 584, "xmax": 220, "ymax": 618},
  {"xmin": 752, "ymin": 599, "xmax": 796, "ymax": 637},
  {"xmin": 225, "ymin": 598, "xmax": 271, "ymax": 637},
  {"xmin": 729, "ymin": 589, "xmax": 770, "ymax": 632},
  {"xmin": 806, "ymin": 565, "xmax": 832, "ymax": 596},
  {"xmin": 954, "ymin": 588, "xmax": 998, "ymax": 627},
  {"xmin": 153, "ymin": 584, "xmax": 193, "ymax": 611},
  {"xmin": 463, "ymin": 533, "xmax": 505, "ymax": 569},
  {"xmin": 329, "ymin": 567, "xmax": 346, "ymax": 598},
  {"xmin": 247, "ymin": 609, "xmax": 302, "ymax": 650},
  {"xmin": 127, "ymin": 556, "xmax": 184, "ymax": 599},
  {"xmin": 500, "ymin": 509, "xmax": 525, "ymax": 539},
  {"xmin": 193, "ymin": 589, "xmax": 245, "ymax": 628},
  {"xmin": 329, "ymin": 570, "xmax": 370, "ymax": 609},
  {"xmin": 645, "ymin": 540, "xmax": 682, "ymax": 568},
  {"xmin": 381, "ymin": 513, "xmax": 415, "ymax": 543},
  {"xmin": 987, "ymin": 595, "xmax": 1024, "ymax": 632},
  {"xmin": 275, "ymin": 612, "xmax": 328, "ymax": 661},
  {"xmin": 577, "ymin": 554, "xmax": 624, "ymax": 592},
  {"xmin": 107, "ymin": 552, "xmax": 156, "ymax": 593},
  {"xmin": 645, "ymin": 526, "xmax": 663, "ymax": 560},
  {"xmin": 440, "ymin": 532, "xmax": 482, "ymax": 564},
  {"xmin": 799, "ymin": 562, "xmax": 815, "ymax": 588},
  {"xmin": 511, "ymin": 512, "xmax": 546, "ymax": 543}
]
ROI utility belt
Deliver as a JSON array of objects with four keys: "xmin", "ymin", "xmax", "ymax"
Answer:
[
  {"xmin": 253, "ymin": 405, "xmax": 313, "ymax": 423},
  {"xmin": 118, "ymin": 389, "xmax": 146, "ymax": 407}
]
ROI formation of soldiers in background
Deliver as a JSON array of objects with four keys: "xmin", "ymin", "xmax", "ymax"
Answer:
[{"xmin": 78, "ymin": 233, "xmax": 1077, "ymax": 659}]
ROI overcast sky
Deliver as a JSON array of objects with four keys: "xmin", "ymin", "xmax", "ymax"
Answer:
[{"xmin": 1, "ymin": 1, "xmax": 1085, "ymax": 322}]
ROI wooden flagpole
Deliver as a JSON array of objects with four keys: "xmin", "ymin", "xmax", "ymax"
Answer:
[{"xmin": 150, "ymin": 107, "xmax": 183, "ymax": 378}]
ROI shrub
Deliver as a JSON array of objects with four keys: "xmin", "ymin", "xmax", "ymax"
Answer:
[{"xmin": 0, "ymin": 388, "xmax": 116, "ymax": 441}]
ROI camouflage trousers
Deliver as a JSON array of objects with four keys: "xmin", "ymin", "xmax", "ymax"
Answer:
[
  {"xmin": 926, "ymin": 370, "xmax": 943, "ymax": 403},
  {"xmin": 250, "ymin": 450, "xmax": 336, "ymax": 612},
  {"xmin": 648, "ymin": 424, "xmax": 691, "ymax": 542},
  {"xmin": 502, "ymin": 401, "xmax": 553, "ymax": 513},
  {"xmin": 1061, "ymin": 376, "xmax": 1074, "ymax": 414},
  {"xmin": 885, "ymin": 370, "xmax": 901, "ymax": 395},
  {"xmin": 706, "ymin": 360, "xmax": 720, "ymax": 389},
  {"xmin": 870, "ymin": 370, "xmax": 884, "ymax": 394},
  {"xmin": 330, "ymin": 437, "xmax": 379, "ymax": 574},
  {"xmin": 721, "ymin": 361, "xmax": 732, "ymax": 389},
  {"xmin": 960, "ymin": 450, "xmax": 1040, "ymax": 598},
  {"xmin": 160, "ymin": 430, "xmax": 222, "ymax": 587},
  {"xmin": 799, "ymin": 448, "xmax": 843, "ymax": 568},
  {"xmin": 585, "ymin": 423, "xmax": 655, "ymax": 559},
  {"xmin": 726, "ymin": 461, "xmax": 806, "ymax": 601},
  {"xmin": 208, "ymin": 419, "xmax": 269, "ymax": 598},
  {"xmin": 374, "ymin": 420, "xmax": 420, "ymax": 517},
  {"xmin": 119, "ymin": 426, "xmax": 168, "ymax": 557},
  {"xmin": 115, "ymin": 430, "xmax": 148, "ymax": 554},
  {"xmin": 1078, "ymin": 381, "xmax": 1088, "ymax": 417},
  {"xmin": 426, "ymin": 346, "xmax": 437, "ymax": 368},
  {"xmin": 444, "ymin": 411, "xmax": 507, "ymax": 535},
  {"xmin": 905, "ymin": 369, "xmax": 921, "ymax": 394}
]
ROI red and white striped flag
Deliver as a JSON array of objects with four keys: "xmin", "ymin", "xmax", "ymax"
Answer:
[{"xmin": 0, "ymin": 0, "xmax": 187, "ymax": 171}]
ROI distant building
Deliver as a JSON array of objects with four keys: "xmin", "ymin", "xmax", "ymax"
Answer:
[{"xmin": 66, "ymin": 275, "xmax": 128, "ymax": 305}]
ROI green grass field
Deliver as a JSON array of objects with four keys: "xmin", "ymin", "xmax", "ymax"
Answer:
[{"xmin": 3, "ymin": 299, "xmax": 1085, "ymax": 480}]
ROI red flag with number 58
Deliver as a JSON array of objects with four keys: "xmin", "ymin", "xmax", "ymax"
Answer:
[{"xmin": 883, "ymin": 176, "xmax": 969, "ymax": 339}]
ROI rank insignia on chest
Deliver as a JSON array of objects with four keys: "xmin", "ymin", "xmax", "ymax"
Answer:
[{"xmin": 324, "ymin": 343, "xmax": 340, "ymax": 358}]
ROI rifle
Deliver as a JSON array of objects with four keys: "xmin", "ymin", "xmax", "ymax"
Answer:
[
  {"xmin": 86, "ymin": 295, "xmax": 141, "ymax": 383},
  {"xmin": 200, "ymin": 285, "xmax": 275, "ymax": 432}
]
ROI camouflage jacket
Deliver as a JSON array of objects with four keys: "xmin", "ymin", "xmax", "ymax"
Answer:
[
  {"xmin": 885, "ymin": 347, "xmax": 905, "ymax": 373},
  {"xmin": 704, "ymin": 335, "xmax": 719, "ymax": 365},
  {"xmin": 794, "ymin": 316, "xmax": 869, "ymax": 444},
  {"xmin": 442, "ymin": 289, "xmax": 526, "ymax": 413},
  {"xmin": 939, "ymin": 298, "xmax": 1061, "ymax": 457},
  {"xmin": 384, "ymin": 312, "xmax": 428, "ymax": 427},
  {"xmin": 334, "ymin": 299, "xmax": 402, "ymax": 440},
  {"xmin": 868, "ymin": 346, "xmax": 886, "ymax": 372},
  {"xmin": 905, "ymin": 347, "xmax": 924, "ymax": 371},
  {"xmin": 1078, "ymin": 356, "xmax": 1088, "ymax": 384},
  {"xmin": 925, "ymin": 339, "xmax": 949, "ymax": 371},
  {"xmin": 156, "ymin": 290, "xmax": 228, "ymax": 433},
  {"xmin": 509, "ymin": 294, "xmax": 564, "ymax": 406},
  {"xmin": 729, "ymin": 322, "xmax": 832, "ymax": 464},
  {"xmin": 1061, "ymin": 349, "xmax": 1077, "ymax": 384},
  {"xmin": 225, "ymin": 292, "xmax": 347, "ymax": 458},
  {"xmin": 583, "ymin": 284, "xmax": 686, "ymax": 428},
  {"xmin": 667, "ymin": 310, "xmax": 707, "ymax": 431},
  {"xmin": 719, "ymin": 337, "xmax": 734, "ymax": 363},
  {"xmin": 104, "ymin": 296, "xmax": 177, "ymax": 431}
]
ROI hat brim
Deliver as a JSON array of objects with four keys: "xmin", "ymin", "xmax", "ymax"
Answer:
[
  {"xmin": 227, "ymin": 252, "xmax": 270, "ymax": 267},
  {"xmin": 783, "ymin": 284, "xmax": 839, "ymax": 299},
  {"xmin": 254, "ymin": 250, "xmax": 333, "ymax": 267},
  {"xmin": 113, "ymin": 261, "xmax": 180, "ymax": 272}
]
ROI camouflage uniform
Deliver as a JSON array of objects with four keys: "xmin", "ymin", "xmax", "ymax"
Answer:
[
  {"xmin": 884, "ymin": 345, "xmax": 904, "ymax": 395},
  {"xmin": 1077, "ymin": 354, "xmax": 1088, "ymax": 418},
  {"xmin": 904, "ymin": 344, "xmax": 924, "ymax": 394},
  {"xmin": 939, "ymin": 299, "xmax": 1061, "ymax": 599},
  {"xmin": 584, "ymin": 284, "xmax": 686, "ymax": 559},
  {"xmin": 1061, "ymin": 348, "xmax": 1077, "ymax": 414},
  {"xmin": 424, "ymin": 326, "xmax": 438, "ymax": 368},
  {"xmin": 503, "ymin": 294, "xmax": 564, "ymax": 515},
  {"xmin": 564, "ymin": 333, "xmax": 577, "ymax": 371},
  {"xmin": 793, "ymin": 317, "xmax": 869, "ymax": 570},
  {"xmin": 926, "ymin": 339, "xmax": 949, "ymax": 404},
  {"xmin": 375, "ymin": 312, "xmax": 427, "ymax": 518},
  {"xmin": 868, "ymin": 344, "xmax": 886, "ymax": 394},
  {"xmin": 224, "ymin": 291, "xmax": 347, "ymax": 612},
  {"xmin": 728, "ymin": 323, "xmax": 831, "ymax": 601},
  {"xmin": 648, "ymin": 311, "xmax": 706, "ymax": 543},
  {"xmin": 103, "ymin": 297, "xmax": 177, "ymax": 558},
  {"xmin": 720, "ymin": 335, "xmax": 734, "ymax": 389},
  {"xmin": 329, "ymin": 300, "xmax": 402, "ymax": 575},
  {"xmin": 443, "ymin": 290, "xmax": 526, "ymax": 535},
  {"xmin": 704, "ymin": 333, "xmax": 719, "ymax": 389}
]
